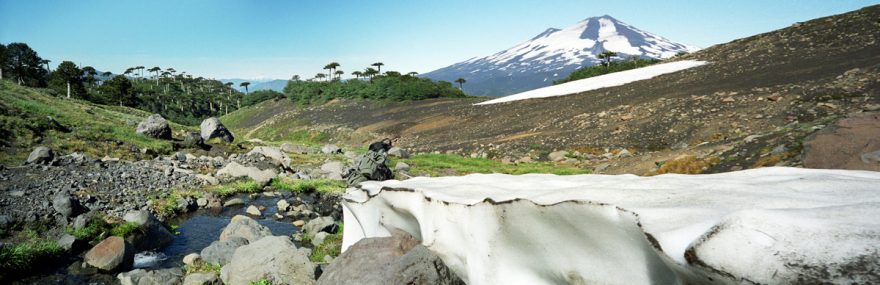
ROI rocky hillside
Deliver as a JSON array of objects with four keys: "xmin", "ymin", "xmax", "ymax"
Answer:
[{"xmin": 225, "ymin": 5, "xmax": 880, "ymax": 175}]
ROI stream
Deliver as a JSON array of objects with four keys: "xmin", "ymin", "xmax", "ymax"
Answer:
[{"xmin": 15, "ymin": 193, "xmax": 301, "ymax": 285}]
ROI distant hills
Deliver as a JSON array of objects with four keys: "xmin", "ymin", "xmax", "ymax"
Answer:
[
  {"xmin": 219, "ymin": 79, "xmax": 288, "ymax": 93},
  {"xmin": 421, "ymin": 15, "xmax": 697, "ymax": 96}
]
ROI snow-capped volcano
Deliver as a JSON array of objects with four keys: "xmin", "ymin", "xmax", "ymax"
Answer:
[{"xmin": 422, "ymin": 15, "xmax": 698, "ymax": 96}]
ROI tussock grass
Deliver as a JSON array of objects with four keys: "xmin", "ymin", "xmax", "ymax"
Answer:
[{"xmin": 0, "ymin": 229, "xmax": 63, "ymax": 273}]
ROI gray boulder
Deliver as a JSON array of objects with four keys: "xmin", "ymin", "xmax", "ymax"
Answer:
[
  {"xmin": 304, "ymin": 216, "xmax": 337, "ymax": 237},
  {"xmin": 281, "ymin": 143, "xmax": 312, "ymax": 154},
  {"xmin": 182, "ymin": 132, "xmax": 204, "ymax": 148},
  {"xmin": 117, "ymin": 267, "xmax": 184, "ymax": 285},
  {"xmin": 220, "ymin": 236, "xmax": 316, "ymax": 285},
  {"xmin": 387, "ymin": 147, "xmax": 410, "ymax": 158},
  {"xmin": 320, "ymin": 161, "xmax": 345, "ymax": 180},
  {"xmin": 395, "ymin": 162, "xmax": 411, "ymax": 172},
  {"xmin": 248, "ymin": 146, "xmax": 292, "ymax": 168},
  {"xmin": 84, "ymin": 236, "xmax": 135, "ymax": 272},
  {"xmin": 219, "ymin": 215, "xmax": 272, "ymax": 243},
  {"xmin": 53, "ymin": 191, "xmax": 82, "ymax": 219},
  {"xmin": 200, "ymin": 117, "xmax": 234, "ymax": 143},
  {"xmin": 318, "ymin": 229, "xmax": 464, "ymax": 285},
  {"xmin": 57, "ymin": 233, "xmax": 87, "ymax": 253},
  {"xmin": 136, "ymin": 114, "xmax": 172, "ymax": 140},
  {"xmin": 183, "ymin": 272, "xmax": 220, "ymax": 285},
  {"xmin": 216, "ymin": 161, "xmax": 277, "ymax": 186},
  {"xmin": 27, "ymin": 146, "xmax": 54, "ymax": 164},
  {"xmin": 548, "ymin": 150, "xmax": 568, "ymax": 162},
  {"xmin": 321, "ymin": 144, "xmax": 342, "ymax": 154},
  {"xmin": 200, "ymin": 236, "xmax": 249, "ymax": 266},
  {"xmin": 123, "ymin": 210, "xmax": 175, "ymax": 251}
]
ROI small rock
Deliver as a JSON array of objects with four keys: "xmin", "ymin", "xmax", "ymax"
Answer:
[
  {"xmin": 395, "ymin": 162, "xmax": 411, "ymax": 171},
  {"xmin": 312, "ymin": 232, "xmax": 330, "ymax": 247},
  {"xmin": 117, "ymin": 268, "xmax": 184, "ymax": 285},
  {"xmin": 293, "ymin": 220, "xmax": 306, "ymax": 227},
  {"xmin": 201, "ymin": 237, "xmax": 249, "ymax": 266},
  {"xmin": 321, "ymin": 144, "xmax": 342, "ymax": 154},
  {"xmin": 183, "ymin": 253, "xmax": 201, "ymax": 265},
  {"xmin": 196, "ymin": 198, "xmax": 208, "ymax": 207},
  {"xmin": 246, "ymin": 205, "xmax": 261, "ymax": 216},
  {"xmin": 219, "ymin": 215, "xmax": 272, "ymax": 243},
  {"xmin": 548, "ymin": 151, "xmax": 568, "ymax": 162},
  {"xmin": 387, "ymin": 147, "xmax": 410, "ymax": 158},
  {"xmin": 277, "ymin": 199, "xmax": 291, "ymax": 212},
  {"xmin": 304, "ymin": 216, "xmax": 337, "ymax": 236},
  {"xmin": 183, "ymin": 272, "xmax": 219, "ymax": 285},
  {"xmin": 223, "ymin": 198, "xmax": 245, "ymax": 207},
  {"xmin": 27, "ymin": 146, "xmax": 54, "ymax": 165}
]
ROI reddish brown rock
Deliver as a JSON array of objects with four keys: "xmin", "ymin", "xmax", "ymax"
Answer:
[
  {"xmin": 803, "ymin": 112, "xmax": 880, "ymax": 171},
  {"xmin": 84, "ymin": 236, "xmax": 135, "ymax": 272}
]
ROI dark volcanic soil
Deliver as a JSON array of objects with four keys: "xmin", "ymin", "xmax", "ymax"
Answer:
[{"xmin": 236, "ymin": 5, "xmax": 880, "ymax": 173}]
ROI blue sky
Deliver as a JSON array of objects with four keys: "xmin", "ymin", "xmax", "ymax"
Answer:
[{"xmin": 1, "ymin": 0, "xmax": 877, "ymax": 80}]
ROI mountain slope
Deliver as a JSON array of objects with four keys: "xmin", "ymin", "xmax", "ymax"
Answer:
[{"xmin": 422, "ymin": 15, "xmax": 696, "ymax": 96}]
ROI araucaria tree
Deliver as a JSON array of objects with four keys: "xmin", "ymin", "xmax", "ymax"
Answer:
[
  {"xmin": 371, "ymin": 62, "xmax": 384, "ymax": 73},
  {"xmin": 4, "ymin": 42, "xmax": 48, "ymax": 86},
  {"xmin": 455, "ymin": 77, "xmax": 466, "ymax": 89},
  {"xmin": 100, "ymin": 75, "xmax": 134, "ymax": 106},
  {"xmin": 324, "ymin": 62, "xmax": 340, "ymax": 81},
  {"xmin": 240, "ymin": 81, "xmax": 250, "ymax": 94},
  {"xmin": 597, "ymin": 51, "xmax": 618, "ymax": 66}
]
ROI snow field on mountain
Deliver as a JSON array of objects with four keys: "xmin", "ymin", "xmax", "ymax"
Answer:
[
  {"xmin": 343, "ymin": 167, "xmax": 880, "ymax": 284},
  {"xmin": 476, "ymin": 60, "xmax": 708, "ymax": 105}
]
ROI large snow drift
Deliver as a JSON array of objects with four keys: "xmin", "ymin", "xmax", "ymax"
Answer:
[
  {"xmin": 475, "ymin": 60, "xmax": 708, "ymax": 105},
  {"xmin": 342, "ymin": 167, "xmax": 880, "ymax": 284}
]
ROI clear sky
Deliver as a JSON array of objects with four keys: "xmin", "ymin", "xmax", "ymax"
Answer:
[{"xmin": 1, "ymin": 0, "xmax": 877, "ymax": 80}]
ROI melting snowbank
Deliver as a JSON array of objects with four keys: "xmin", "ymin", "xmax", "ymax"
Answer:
[
  {"xmin": 476, "ymin": 60, "xmax": 708, "ymax": 105},
  {"xmin": 342, "ymin": 167, "xmax": 880, "ymax": 284}
]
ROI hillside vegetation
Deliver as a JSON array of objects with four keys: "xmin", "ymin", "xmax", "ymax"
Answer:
[
  {"xmin": 0, "ymin": 80, "xmax": 185, "ymax": 165},
  {"xmin": 285, "ymin": 75, "xmax": 466, "ymax": 105},
  {"xmin": 553, "ymin": 57, "xmax": 661, "ymax": 85}
]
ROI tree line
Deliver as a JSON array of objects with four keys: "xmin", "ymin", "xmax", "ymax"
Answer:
[
  {"xmin": 282, "ymin": 62, "xmax": 467, "ymax": 105},
  {"xmin": 0, "ymin": 42, "xmax": 245, "ymax": 125}
]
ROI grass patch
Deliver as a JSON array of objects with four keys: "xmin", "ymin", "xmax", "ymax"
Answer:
[
  {"xmin": 309, "ymin": 223, "xmax": 344, "ymax": 263},
  {"xmin": 397, "ymin": 153, "xmax": 590, "ymax": 176},
  {"xmin": 110, "ymin": 222, "xmax": 142, "ymax": 237},
  {"xmin": 66, "ymin": 219, "xmax": 111, "ymax": 242},
  {"xmin": 0, "ymin": 230, "xmax": 63, "ymax": 273},
  {"xmin": 184, "ymin": 260, "xmax": 222, "ymax": 275},
  {"xmin": 272, "ymin": 177, "xmax": 346, "ymax": 193},
  {"xmin": 248, "ymin": 279, "xmax": 275, "ymax": 285},
  {"xmin": 212, "ymin": 179, "xmax": 262, "ymax": 197}
]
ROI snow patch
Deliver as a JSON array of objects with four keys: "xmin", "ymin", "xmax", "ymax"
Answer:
[
  {"xmin": 476, "ymin": 60, "xmax": 708, "ymax": 105},
  {"xmin": 343, "ymin": 167, "xmax": 880, "ymax": 284}
]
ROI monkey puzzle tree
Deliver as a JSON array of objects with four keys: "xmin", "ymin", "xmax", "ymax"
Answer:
[
  {"xmin": 240, "ymin": 81, "xmax": 251, "ymax": 94},
  {"xmin": 597, "ymin": 51, "xmax": 618, "ymax": 67},
  {"xmin": 455, "ymin": 77, "xmax": 466, "ymax": 89},
  {"xmin": 51, "ymin": 61, "xmax": 85, "ymax": 98},
  {"xmin": 5, "ymin": 43, "xmax": 48, "ymax": 86},
  {"xmin": 371, "ymin": 62, "xmax": 384, "ymax": 73}
]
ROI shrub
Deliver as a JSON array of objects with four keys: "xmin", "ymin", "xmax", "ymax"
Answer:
[{"xmin": 554, "ymin": 58, "xmax": 661, "ymax": 84}]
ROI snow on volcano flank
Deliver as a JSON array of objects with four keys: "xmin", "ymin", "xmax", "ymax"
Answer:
[
  {"xmin": 342, "ymin": 167, "xmax": 880, "ymax": 284},
  {"xmin": 421, "ymin": 15, "xmax": 698, "ymax": 96}
]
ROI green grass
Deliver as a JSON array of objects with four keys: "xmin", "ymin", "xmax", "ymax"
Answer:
[
  {"xmin": 66, "ymin": 219, "xmax": 110, "ymax": 242},
  {"xmin": 272, "ymin": 177, "xmax": 347, "ymax": 193},
  {"xmin": 396, "ymin": 153, "xmax": 591, "ymax": 176},
  {"xmin": 0, "ymin": 80, "xmax": 192, "ymax": 165},
  {"xmin": 0, "ymin": 230, "xmax": 63, "ymax": 273},
  {"xmin": 184, "ymin": 260, "xmax": 222, "ymax": 275},
  {"xmin": 110, "ymin": 222, "xmax": 142, "ymax": 237},
  {"xmin": 554, "ymin": 58, "xmax": 661, "ymax": 85},
  {"xmin": 309, "ymin": 223, "xmax": 344, "ymax": 263},
  {"xmin": 213, "ymin": 179, "xmax": 263, "ymax": 197},
  {"xmin": 248, "ymin": 279, "xmax": 275, "ymax": 285}
]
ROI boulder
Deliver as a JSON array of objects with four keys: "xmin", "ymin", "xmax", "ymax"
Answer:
[
  {"xmin": 182, "ymin": 253, "xmax": 201, "ymax": 265},
  {"xmin": 321, "ymin": 144, "xmax": 342, "ymax": 154},
  {"xmin": 311, "ymin": 232, "xmax": 329, "ymax": 247},
  {"xmin": 804, "ymin": 112, "xmax": 880, "ymax": 171},
  {"xmin": 200, "ymin": 117, "xmax": 234, "ymax": 143},
  {"xmin": 201, "ymin": 236, "xmax": 248, "ymax": 265},
  {"xmin": 220, "ymin": 236, "xmax": 316, "ymax": 285},
  {"xmin": 52, "ymin": 191, "xmax": 82, "ymax": 219},
  {"xmin": 304, "ymin": 216, "xmax": 337, "ymax": 237},
  {"xmin": 281, "ymin": 143, "xmax": 311, "ymax": 154},
  {"xmin": 57, "ymin": 233, "xmax": 88, "ymax": 253},
  {"xmin": 219, "ymin": 215, "xmax": 272, "ymax": 243},
  {"xmin": 395, "ymin": 162, "xmax": 411, "ymax": 172},
  {"xmin": 26, "ymin": 146, "xmax": 54, "ymax": 164},
  {"xmin": 136, "ymin": 114, "xmax": 172, "ymax": 140},
  {"xmin": 182, "ymin": 132, "xmax": 204, "ymax": 148},
  {"xmin": 123, "ymin": 210, "xmax": 175, "ymax": 251},
  {"xmin": 248, "ymin": 146, "xmax": 292, "ymax": 168},
  {"xmin": 216, "ymin": 161, "xmax": 277, "ymax": 186},
  {"xmin": 318, "ymin": 230, "xmax": 463, "ymax": 285},
  {"xmin": 387, "ymin": 147, "xmax": 410, "ymax": 158},
  {"xmin": 320, "ymin": 161, "xmax": 345, "ymax": 180},
  {"xmin": 183, "ymin": 272, "xmax": 220, "ymax": 285},
  {"xmin": 117, "ymin": 268, "xmax": 184, "ymax": 285},
  {"xmin": 84, "ymin": 236, "xmax": 135, "ymax": 272},
  {"xmin": 548, "ymin": 150, "xmax": 568, "ymax": 162}
]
